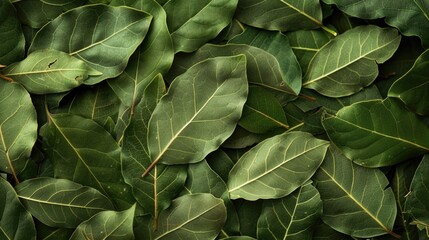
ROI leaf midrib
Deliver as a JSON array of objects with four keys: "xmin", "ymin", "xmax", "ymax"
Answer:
[
  {"xmin": 5, "ymin": 68, "xmax": 88, "ymax": 76},
  {"xmin": 18, "ymin": 195, "xmax": 107, "ymax": 210},
  {"xmin": 280, "ymin": 0, "xmax": 322, "ymax": 26}
]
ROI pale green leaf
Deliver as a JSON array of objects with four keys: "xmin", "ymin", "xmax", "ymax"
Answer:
[
  {"xmin": 163, "ymin": 0, "xmax": 238, "ymax": 52},
  {"xmin": 388, "ymin": 49, "xmax": 429, "ymax": 115},
  {"xmin": 257, "ymin": 181, "xmax": 322, "ymax": 240},
  {"xmin": 312, "ymin": 146, "xmax": 398, "ymax": 238},
  {"xmin": 28, "ymin": 4, "xmax": 152, "ymax": 84},
  {"xmin": 0, "ymin": 0, "xmax": 25, "ymax": 64},
  {"xmin": 40, "ymin": 113, "xmax": 134, "ymax": 209},
  {"xmin": 0, "ymin": 177, "xmax": 36, "ymax": 240},
  {"xmin": 322, "ymin": 98, "xmax": 429, "ymax": 167},
  {"xmin": 145, "ymin": 55, "xmax": 248, "ymax": 173},
  {"xmin": 16, "ymin": 177, "xmax": 115, "ymax": 228},
  {"xmin": 228, "ymin": 131, "xmax": 329, "ymax": 200},
  {"xmin": 153, "ymin": 194, "xmax": 227, "ymax": 240},
  {"xmin": 405, "ymin": 155, "xmax": 429, "ymax": 230},
  {"xmin": 303, "ymin": 25, "xmax": 401, "ymax": 97},
  {"xmin": 0, "ymin": 80, "xmax": 37, "ymax": 176},
  {"xmin": 70, "ymin": 204, "xmax": 135, "ymax": 240},
  {"xmin": 3, "ymin": 49, "xmax": 101, "ymax": 94}
]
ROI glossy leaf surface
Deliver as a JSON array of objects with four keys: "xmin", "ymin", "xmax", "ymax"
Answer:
[
  {"xmin": 3, "ymin": 49, "xmax": 101, "ymax": 94},
  {"xmin": 146, "ymin": 55, "xmax": 248, "ymax": 171},
  {"xmin": 323, "ymin": 98, "xmax": 429, "ymax": 167},
  {"xmin": 0, "ymin": 80, "xmax": 37, "ymax": 176},
  {"xmin": 312, "ymin": 147, "xmax": 397, "ymax": 238},
  {"xmin": 70, "ymin": 204, "xmax": 135, "ymax": 240},
  {"xmin": 228, "ymin": 131, "xmax": 329, "ymax": 200},
  {"xmin": 153, "ymin": 194, "xmax": 226, "ymax": 239},
  {"xmin": 0, "ymin": 177, "xmax": 35, "ymax": 240},
  {"xmin": 0, "ymin": 0, "xmax": 25, "ymax": 64},
  {"xmin": 28, "ymin": 4, "xmax": 152, "ymax": 84},
  {"xmin": 303, "ymin": 25, "xmax": 401, "ymax": 97},
  {"xmin": 257, "ymin": 181, "xmax": 322, "ymax": 240},
  {"xmin": 16, "ymin": 177, "xmax": 114, "ymax": 228}
]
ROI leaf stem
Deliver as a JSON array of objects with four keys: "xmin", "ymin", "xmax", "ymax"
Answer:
[
  {"xmin": 0, "ymin": 73, "xmax": 13, "ymax": 82},
  {"xmin": 298, "ymin": 93, "xmax": 317, "ymax": 101},
  {"xmin": 153, "ymin": 166, "xmax": 159, "ymax": 231},
  {"xmin": 142, "ymin": 160, "xmax": 158, "ymax": 177},
  {"xmin": 286, "ymin": 122, "xmax": 304, "ymax": 133},
  {"xmin": 320, "ymin": 24, "xmax": 337, "ymax": 37},
  {"xmin": 388, "ymin": 230, "xmax": 401, "ymax": 239}
]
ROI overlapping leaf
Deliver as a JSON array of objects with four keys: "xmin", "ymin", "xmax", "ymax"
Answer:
[
  {"xmin": 0, "ymin": 0, "xmax": 25, "ymax": 65},
  {"xmin": 322, "ymin": 98, "xmax": 429, "ymax": 167},
  {"xmin": 312, "ymin": 147, "xmax": 397, "ymax": 238},
  {"xmin": 40, "ymin": 113, "xmax": 134, "ymax": 209},
  {"xmin": 153, "ymin": 194, "xmax": 227, "ymax": 239},
  {"xmin": 145, "ymin": 55, "xmax": 248, "ymax": 173},
  {"xmin": 0, "ymin": 80, "xmax": 37, "ymax": 177},
  {"xmin": 322, "ymin": 0, "xmax": 429, "ymax": 47},
  {"xmin": 389, "ymin": 49, "xmax": 429, "ymax": 115},
  {"xmin": 257, "ymin": 181, "xmax": 322, "ymax": 240},
  {"xmin": 228, "ymin": 131, "xmax": 329, "ymax": 200},
  {"xmin": 70, "ymin": 204, "xmax": 135, "ymax": 240},
  {"xmin": 15, "ymin": 177, "xmax": 115, "ymax": 228},
  {"xmin": 121, "ymin": 75, "xmax": 187, "ymax": 218},
  {"xmin": 0, "ymin": 177, "xmax": 35, "ymax": 240},
  {"xmin": 303, "ymin": 25, "xmax": 401, "ymax": 97},
  {"xmin": 2, "ymin": 49, "xmax": 101, "ymax": 94},
  {"xmin": 163, "ymin": 0, "xmax": 238, "ymax": 52},
  {"xmin": 28, "ymin": 4, "xmax": 152, "ymax": 84}
]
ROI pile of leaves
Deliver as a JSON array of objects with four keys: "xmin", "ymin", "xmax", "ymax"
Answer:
[{"xmin": 1, "ymin": 0, "xmax": 429, "ymax": 239}]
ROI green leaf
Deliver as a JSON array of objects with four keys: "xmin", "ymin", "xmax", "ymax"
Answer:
[
  {"xmin": 40, "ymin": 113, "xmax": 133, "ymax": 209},
  {"xmin": 28, "ymin": 4, "xmax": 152, "ymax": 84},
  {"xmin": 228, "ymin": 131, "xmax": 329, "ymax": 200},
  {"xmin": 313, "ymin": 222, "xmax": 354, "ymax": 240},
  {"xmin": 3, "ymin": 49, "xmax": 101, "ymax": 94},
  {"xmin": 312, "ymin": 146, "xmax": 398, "ymax": 238},
  {"xmin": 257, "ymin": 181, "xmax": 322, "ymax": 240},
  {"xmin": 206, "ymin": 149, "xmax": 235, "ymax": 182},
  {"xmin": 0, "ymin": 0, "xmax": 25, "ymax": 65},
  {"xmin": 303, "ymin": 25, "xmax": 401, "ymax": 97},
  {"xmin": 14, "ymin": 0, "xmax": 86, "ymax": 28},
  {"xmin": 70, "ymin": 204, "xmax": 135, "ymax": 240},
  {"xmin": 239, "ymin": 86, "xmax": 288, "ymax": 134},
  {"xmin": 322, "ymin": 98, "xmax": 429, "ymax": 167},
  {"xmin": 121, "ymin": 75, "xmax": 187, "ymax": 218},
  {"xmin": 405, "ymin": 155, "xmax": 429, "ymax": 230},
  {"xmin": 35, "ymin": 222, "xmax": 74, "ymax": 240},
  {"xmin": 109, "ymin": 0, "xmax": 174, "ymax": 108},
  {"xmin": 16, "ymin": 177, "xmax": 115, "ymax": 228},
  {"xmin": 153, "ymin": 194, "xmax": 227, "ymax": 239},
  {"xmin": 229, "ymin": 26, "xmax": 302, "ymax": 95},
  {"xmin": 0, "ymin": 80, "xmax": 37, "ymax": 177},
  {"xmin": 163, "ymin": 0, "xmax": 238, "ymax": 52},
  {"xmin": 184, "ymin": 160, "xmax": 240, "ymax": 235},
  {"xmin": 145, "ymin": 55, "xmax": 248, "ymax": 173},
  {"xmin": 322, "ymin": 0, "xmax": 429, "ymax": 48},
  {"xmin": 236, "ymin": 200, "xmax": 262, "ymax": 238},
  {"xmin": 0, "ymin": 177, "xmax": 36, "ymax": 240},
  {"xmin": 236, "ymin": 0, "xmax": 327, "ymax": 32},
  {"xmin": 167, "ymin": 44, "xmax": 296, "ymax": 96},
  {"xmin": 388, "ymin": 49, "xmax": 429, "ymax": 115}
]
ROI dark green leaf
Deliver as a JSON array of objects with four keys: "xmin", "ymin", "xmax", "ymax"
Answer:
[
  {"xmin": 0, "ymin": 80, "xmax": 37, "ymax": 177},
  {"xmin": 16, "ymin": 177, "xmax": 115, "ymax": 228},
  {"xmin": 35, "ymin": 221, "xmax": 74, "ymax": 240},
  {"xmin": 0, "ymin": 0, "xmax": 25, "ymax": 64},
  {"xmin": 303, "ymin": 25, "xmax": 401, "ymax": 97},
  {"xmin": 312, "ymin": 147, "xmax": 397, "ymax": 238},
  {"xmin": 257, "ymin": 181, "xmax": 322, "ymax": 240},
  {"xmin": 0, "ymin": 177, "xmax": 36, "ymax": 240},
  {"xmin": 70, "ymin": 204, "xmax": 135, "ymax": 240},
  {"xmin": 206, "ymin": 149, "xmax": 235, "ymax": 182},
  {"xmin": 163, "ymin": 0, "xmax": 238, "ymax": 52},
  {"xmin": 313, "ymin": 222, "xmax": 354, "ymax": 240},
  {"xmin": 322, "ymin": 98, "xmax": 429, "ymax": 167},
  {"xmin": 228, "ymin": 131, "xmax": 329, "ymax": 200},
  {"xmin": 28, "ymin": 4, "xmax": 152, "ymax": 84},
  {"xmin": 153, "ymin": 194, "xmax": 227, "ymax": 239},
  {"xmin": 145, "ymin": 55, "xmax": 248, "ymax": 172},
  {"xmin": 3, "ymin": 49, "xmax": 101, "ymax": 94}
]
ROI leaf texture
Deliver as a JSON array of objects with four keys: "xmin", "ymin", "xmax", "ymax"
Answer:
[
  {"xmin": 228, "ymin": 131, "xmax": 329, "ymax": 200},
  {"xmin": 145, "ymin": 55, "xmax": 248, "ymax": 172},
  {"xmin": 28, "ymin": 4, "xmax": 152, "ymax": 84},
  {"xmin": 303, "ymin": 25, "xmax": 401, "ymax": 97},
  {"xmin": 322, "ymin": 98, "xmax": 429, "ymax": 167},
  {"xmin": 16, "ymin": 177, "xmax": 115, "ymax": 228},
  {"xmin": 313, "ymin": 147, "xmax": 397, "ymax": 238}
]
